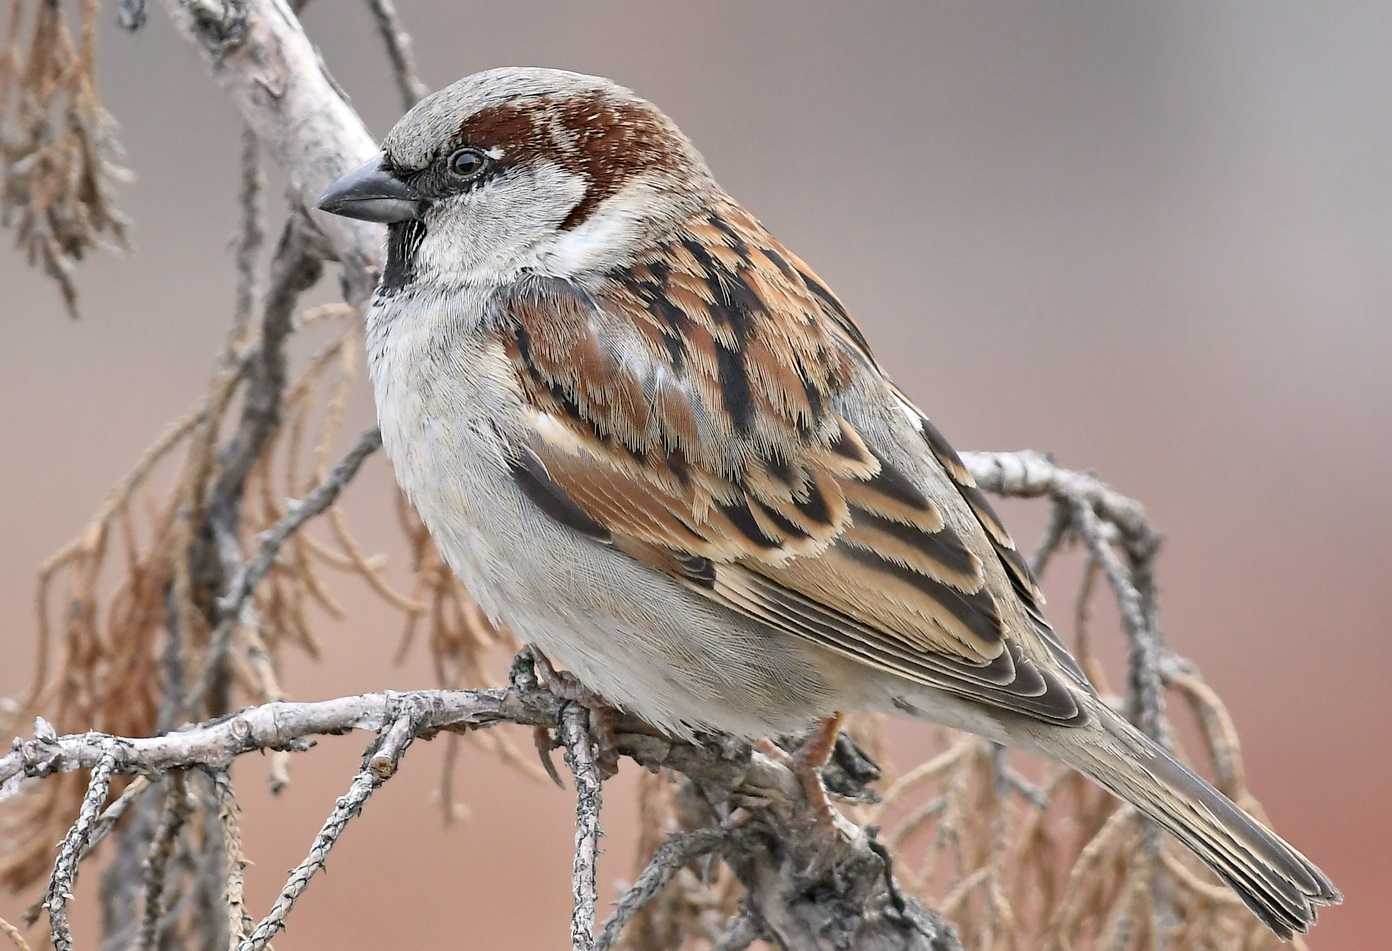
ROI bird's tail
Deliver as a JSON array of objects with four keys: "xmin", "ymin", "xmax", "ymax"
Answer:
[{"xmin": 1044, "ymin": 704, "xmax": 1341, "ymax": 939}]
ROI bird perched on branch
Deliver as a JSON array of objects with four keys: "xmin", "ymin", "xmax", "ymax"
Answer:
[{"xmin": 318, "ymin": 66, "xmax": 1339, "ymax": 939}]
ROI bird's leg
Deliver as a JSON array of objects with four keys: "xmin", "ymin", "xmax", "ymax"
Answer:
[
  {"xmin": 792, "ymin": 712, "xmax": 847, "ymax": 830},
  {"xmin": 527, "ymin": 644, "xmax": 622, "ymax": 777}
]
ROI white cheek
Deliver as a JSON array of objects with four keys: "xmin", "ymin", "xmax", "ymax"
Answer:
[
  {"xmin": 415, "ymin": 166, "xmax": 588, "ymax": 283},
  {"xmin": 534, "ymin": 182, "xmax": 656, "ymax": 277}
]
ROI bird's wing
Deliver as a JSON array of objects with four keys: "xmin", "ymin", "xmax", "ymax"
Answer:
[{"xmin": 492, "ymin": 199, "xmax": 1088, "ymax": 725}]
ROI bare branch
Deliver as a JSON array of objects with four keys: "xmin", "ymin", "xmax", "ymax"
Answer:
[
  {"xmin": 561, "ymin": 705, "xmax": 603, "ymax": 951},
  {"xmin": 365, "ymin": 0, "xmax": 429, "ymax": 109},
  {"xmin": 158, "ymin": 0, "xmax": 384, "ymax": 303},
  {"xmin": 240, "ymin": 701, "xmax": 423, "ymax": 951},
  {"xmin": 226, "ymin": 426, "xmax": 383, "ymax": 616},
  {"xmin": 196, "ymin": 426, "xmax": 383, "ymax": 708},
  {"xmin": 230, "ymin": 126, "xmax": 266, "ymax": 349},
  {"xmin": 961, "ymin": 450, "xmax": 1158, "ymax": 556},
  {"xmin": 210, "ymin": 770, "xmax": 254, "ymax": 950},
  {"xmin": 44, "ymin": 743, "xmax": 119, "ymax": 951},
  {"xmin": 594, "ymin": 829, "xmax": 727, "ymax": 951},
  {"xmin": 1071, "ymin": 500, "xmax": 1169, "ymax": 746},
  {"xmin": 0, "ymin": 914, "xmax": 31, "ymax": 951},
  {"xmin": 210, "ymin": 217, "xmax": 324, "ymax": 511},
  {"xmin": 962, "ymin": 450, "xmax": 1170, "ymax": 741},
  {"xmin": 134, "ymin": 772, "xmax": 192, "ymax": 951},
  {"xmin": 1, "ymin": 692, "xmax": 515, "ymax": 794},
  {"xmin": 4, "ymin": 658, "xmax": 962, "ymax": 950}
]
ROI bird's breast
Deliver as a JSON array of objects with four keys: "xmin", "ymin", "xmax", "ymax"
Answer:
[{"xmin": 365, "ymin": 288, "xmax": 531, "ymax": 621}]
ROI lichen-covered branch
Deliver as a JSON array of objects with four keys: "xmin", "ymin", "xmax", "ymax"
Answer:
[
  {"xmin": 594, "ymin": 829, "xmax": 727, "ymax": 951},
  {"xmin": 560, "ymin": 705, "xmax": 603, "ymax": 951},
  {"xmin": 42, "ymin": 743, "xmax": 119, "ymax": 951},
  {"xmin": 4, "ymin": 654, "xmax": 964, "ymax": 951}
]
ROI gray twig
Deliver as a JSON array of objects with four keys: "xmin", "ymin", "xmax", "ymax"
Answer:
[
  {"xmin": 210, "ymin": 769, "xmax": 255, "ymax": 950},
  {"xmin": 134, "ymin": 772, "xmax": 192, "ymax": 951},
  {"xmin": 239, "ymin": 702, "xmax": 423, "ymax": 951},
  {"xmin": 963, "ymin": 450, "xmax": 1170, "ymax": 744},
  {"xmin": 365, "ymin": 0, "xmax": 430, "ymax": 109},
  {"xmin": 195, "ymin": 426, "xmax": 383, "ymax": 709},
  {"xmin": 1030, "ymin": 497, "xmax": 1072, "ymax": 578},
  {"xmin": 962, "ymin": 449, "xmax": 1159, "ymax": 556},
  {"xmin": 222, "ymin": 426, "xmax": 382, "ymax": 619},
  {"xmin": 1070, "ymin": 501, "xmax": 1169, "ymax": 746},
  {"xmin": 210, "ymin": 217, "xmax": 322, "ymax": 512},
  {"xmin": 594, "ymin": 829, "xmax": 727, "ymax": 951},
  {"xmin": 45, "ymin": 743, "xmax": 120, "ymax": 951},
  {"xmin": 230, "ymin": 126, "xmax": 266, "ymax": 350},
  {"xmin": 24, "ymin": 773, "xmax": 156, "ymax": 930},
  {"xmin": 561, "ymin": 705, "xmax": 603, "ymax": 951}
]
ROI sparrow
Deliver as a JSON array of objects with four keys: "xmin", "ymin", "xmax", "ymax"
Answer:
[{"xmin": 318, "ymin": 67, "xmax": 1339, "ymax": 938}]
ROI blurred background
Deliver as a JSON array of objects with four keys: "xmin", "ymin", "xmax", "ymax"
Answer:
[{"xmin": 2, "ymin": 1, "xmax": 1388, "ymax": 947}]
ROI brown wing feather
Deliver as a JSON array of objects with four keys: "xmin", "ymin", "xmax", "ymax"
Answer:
[{"xmin": 492, "ymin": 196, "xmax": 1088, "ymax": 722}]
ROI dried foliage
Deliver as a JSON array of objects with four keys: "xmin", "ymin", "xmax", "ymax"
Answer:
[
  {"xmin": 0, "ymin": 281, "xmax": 521, "ymax": 882},
  {"xmin": 0, "ymin": 0, "xmax": 129, "ymax": 318},
  {"xmin": 0, "ymin": 3, "xmax": 1320, "ymax": 950}
]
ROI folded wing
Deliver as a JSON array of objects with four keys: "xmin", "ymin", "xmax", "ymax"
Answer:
[{"xmin": 492, "ymin": 198, "xmax": 1088, "ymax": 725}]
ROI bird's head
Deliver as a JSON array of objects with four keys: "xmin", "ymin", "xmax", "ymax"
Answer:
[{"xmin": 318, "ymin": 67, "xmax": 714, "ymax": 291}]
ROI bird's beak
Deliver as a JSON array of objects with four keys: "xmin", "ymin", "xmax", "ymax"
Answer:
[{"xmin": 317, "ymin": 157, "xmax": 424, "ymax": 223}]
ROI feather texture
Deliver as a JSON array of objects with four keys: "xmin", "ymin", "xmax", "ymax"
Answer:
[{"xmin": 492, "ymin": 198, "xmax": 1083, "ymax": 720}]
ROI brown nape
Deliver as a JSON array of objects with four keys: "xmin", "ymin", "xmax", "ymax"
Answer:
[{"xmin": 457, "ymin": 93, "xmax": 687, "ymax": 230}]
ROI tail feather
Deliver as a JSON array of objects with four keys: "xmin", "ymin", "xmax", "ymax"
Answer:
[{"xmin": 1050, "ymin": 706, "xmax": 1341, "ymax": 939}]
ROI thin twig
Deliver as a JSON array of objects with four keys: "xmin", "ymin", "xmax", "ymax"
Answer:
[
  {"xmin": 0, "ymin": 914, "xmax": 30, "ymax": 951},
  {"xmin": 594, "ymin": 829, "xmax": 726, "ymax": 951},
  {"xmin": 222, "ymin": 426, "xmax": 382, "ymax": 619},
  {"xmin": 44, "ymin": 743, "xmax": 120, "ymax": 951},
  {"xmin": 210, "ymin": 217, "xmax": 322, "ymax": 513},
  {"xmin": 134, "ymin": 771, "xmax": 192, "ymax": 951},
  {"xmin": 1030, "ymin": 498, "xmax": 1072, "ymax": 578},
  {"xmin": 0, "ymin": 690, "xmax": 521, "ymax": 793},
  {"xmin": 51, "ymin": 774, "xmax": 156, "ymax": 891},
  {"xmin": 561, "ymin": 704, "xmax": 603, "ymax": 951},
  {"xmin": 1070, "ymin": 501, "xmax": 1169, "ymax": 747},
  {"xmin": 210, "ymin": 769, "xmax": 254, "ymax": 951},
  {"xmin": 192, "ymin": 427, "xmax": 382, "ymax": 708},
  {"xmin": 238, "ymin": 702, "xmax": 423, "ymax": 951},
  {"xmin": 365, "ymin": 0, "xmax": 429, "ymax": 109},
  {"xmin": 229, "ymin": 125, "xmax": 265, "ymax": 351},
  {"xmin": 962, "ymin": 450, "xmax": 1159, "ymax": 555}
]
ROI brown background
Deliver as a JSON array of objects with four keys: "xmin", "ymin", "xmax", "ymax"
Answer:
[{"xmin": 3, "ymin": 2, "xmax": 1389, "ymax": 948}]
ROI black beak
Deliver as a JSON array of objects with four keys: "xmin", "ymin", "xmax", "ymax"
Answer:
[{"xmin": 317, "ymin": 157, "xmax": 424, "ymax": 223}]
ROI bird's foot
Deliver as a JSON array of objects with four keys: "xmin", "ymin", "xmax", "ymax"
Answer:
[
  {"xmin": 527, "ymin": 645, "xmax": 622, "ymax": 778},
  {"xmin": 794, "ymin": 712, "xmax": 849, "ymax": 833},
  {"xmin": 758, "ymin": 713, "xmax": 855, "ymax": 842}
]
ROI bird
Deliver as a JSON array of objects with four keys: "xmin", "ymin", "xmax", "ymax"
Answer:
[{"xmin": 317, "ymin": 66, "xmax": 1340, "ymax": 938}]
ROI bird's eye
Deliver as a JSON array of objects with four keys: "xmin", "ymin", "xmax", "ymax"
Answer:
[{"xmin": 447, "ymin": 148, "xmax": 489, "ymax": 180}]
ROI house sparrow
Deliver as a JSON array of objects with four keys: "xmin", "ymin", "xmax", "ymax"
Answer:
[{"xmin": 318, "ymin": 67, "xmax": 1339, "ymax": 938}]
